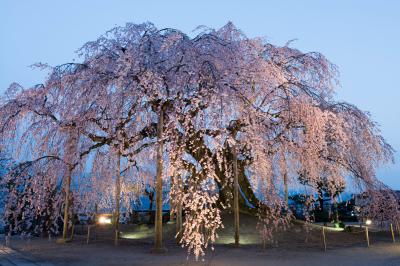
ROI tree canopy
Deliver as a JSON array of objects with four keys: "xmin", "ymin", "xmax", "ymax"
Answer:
[{"xmin": 0, "ymin": 22, "xmax": 396, "ymax": 259}]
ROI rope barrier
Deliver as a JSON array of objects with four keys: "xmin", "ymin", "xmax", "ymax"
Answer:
[{"xmin": 56, "ymin": 220, "xmax": 400, "ymax": 252}]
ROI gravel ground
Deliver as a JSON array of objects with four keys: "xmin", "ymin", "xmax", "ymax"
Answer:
[{"xmin": 2, "ymin": 214, "xmax": 400, "ymax": 266}]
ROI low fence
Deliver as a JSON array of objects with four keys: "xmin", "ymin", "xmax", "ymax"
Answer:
[
  {"xmin": 311, "ymin": 221, "xmax": 400, "ymax": 251},
  {"xmin": 2, "ymin": 220, "xmax": 399, "ymax": 252}
]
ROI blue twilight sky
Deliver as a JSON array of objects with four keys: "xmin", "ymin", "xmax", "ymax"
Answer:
[{"xmin": 1, "ymin": 1, "xmax": 399, "ymax": 189}]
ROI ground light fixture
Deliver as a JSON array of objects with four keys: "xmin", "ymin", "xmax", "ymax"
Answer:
[
  {"xmin": 98, "ymin": 214, "xmax": 112, "ymax": 225},
  {"xmin": 325, "ymin": 226, "xmax": 345, "ymax": 232}
]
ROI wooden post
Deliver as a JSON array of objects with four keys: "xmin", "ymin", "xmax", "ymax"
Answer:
[
  {"xmin": 176, "ymin": 199, "xmax": 183, "ymax": 244},
  {"xmin": 390, "ymin": 223, "xmax": 395, "ymax": 243},
  {"xmin": 86, "ymin": 225, "xmax": 91, "ymax": 244},
  {"xmin": 397, "ymin": 221, "xmax": 400, "ymax": 238},
  {"xmin": 62, "ymin": 166, "xmax": 72, "ymax": 241},
  {"xmin": 115, "ymin": 230, "xmax": 119, "ymax": 246},
  {"xmin": 114, "ymin": 152, "xmax": 121, "ymax": 246},
  {"xmin": 169, "ymin": 176, "xmax": 175, "ymax": 224},
  {"xmin": 280, "ymin": 150, "xmax": 289, "ymax": 208},
  {"xmin": 5, "ymin": 228, "xmax": 11, "ymax": 247},
  {"xmin": 233, "ymin": 143, "xmax": 240, "ymax": 247},
  {"xmin": 69, "ymin": 222, "xmax": 75, "ymax": 241},
  {"xmin": 175, "ymin": 176, "xmax": 183, "ymax": 245},
  {"xmin": 365, "ymin": 226, "xmax": 370, "ymax": 248},
  {"xmin": 153, "ymin": 106, "xmax": 166, "ymax": 253},
  {"xmin": 169, "ymin": 203, "xmax": 174, "ymax": 223},
  {"xmin": 322, "ymin": 227, "xmax": 327, "ymax": 252}
]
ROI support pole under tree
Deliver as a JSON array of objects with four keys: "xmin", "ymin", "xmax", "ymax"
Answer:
[
  {"xmin": 62, "ymin": 166, "xmax": 72, "ymax": 241},
  {"xmin": 176, "ymin": 200, "xmax": 183, "ymax": 244},
  {"xmin": 322, "ymin": 227, "xmax": 327, "ymax": 252},
  {"xmin": 390, "ymin": 223, "xmax": 395, "ymax": 243},
  {"xmin": 175, "ymin": 177, "xmax": 183, "ymax": 244},
  {"xmin": 152, "ymin": 106, "xmax": 166, "ymax": 253},
  {"xmin": 365, "ymin": 226, "xmax": 370, "ymax": 248},
  {"xmin": 69, "ymin": 220, "xmax": 75, "ymax": 241},
  {"xmin": 114, "ymin": 151, "xmax": 121, "ymax": 246},
  {"xmin": 86, "ymin": 225, "xmax": 93, "ymax": 244},
  {"xmin": 397, "ymin": 221, "xmax": 400, "ymax": 238},
  {"xmin": 233, "ymin": 143, "xmax": 240, "ymax": 247},
  {"xmin": 280, "ymin": 150, "xmax": 289, "ymax": 208},
  {"xmin": 169, "ymin": 203, "xmax": 174, "ymax": 224},
  {"xmin": 5, "ymin": 225, "xmax": 11, "ymax": 246},
  {"xmin": 169, "ymin": 176, "xmax": 175, "ymax": 224}
]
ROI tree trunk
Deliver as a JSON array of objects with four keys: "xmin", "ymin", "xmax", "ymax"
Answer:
[
  {"xmin": 62, "ymin": 166, "xmax": 72, "ymax": 240},
  {"xmin": 215, "ymin": 147, "xmax": 260, "ymax": 214},
  {"xmin": 233, "ymin": 144, "xmax": 240, "ymax": 246},
  {"xmin": 183, "ymin": 128, "xmax": 260, "ymax": 214},
  {"xmin": 114, "ymin": 151, "xmax": 121, "ymax": 246},
  {"xmin": 153, "ymin": 106, "xmax": 165, "ymax": 252}
]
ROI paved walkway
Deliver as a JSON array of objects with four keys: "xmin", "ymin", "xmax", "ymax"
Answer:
[{"xmin": 0, "ymin": 245, "xmax": 53, "ymax": 266}]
